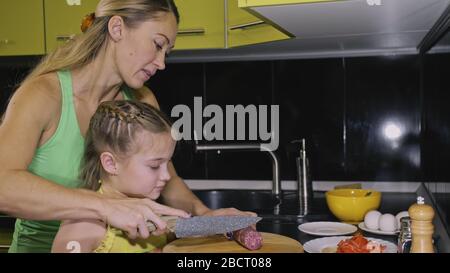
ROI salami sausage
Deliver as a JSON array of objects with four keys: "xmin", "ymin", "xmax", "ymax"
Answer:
[{"xmin": 232, "ymin": 226, "xmax": 263, "ymax": 250}]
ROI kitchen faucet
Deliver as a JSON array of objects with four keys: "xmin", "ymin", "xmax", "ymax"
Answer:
[{"xmin": 193, "ymin": 135, "xmax": 281, "ymax": 196}]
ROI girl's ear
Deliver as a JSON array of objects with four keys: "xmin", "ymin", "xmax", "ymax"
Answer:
[
  {"xmin": 100, "ymin": 152, "xmax": 119, "ymax": 175},
  {"xmin": 108, "ymin": 15, "xmax": 124, "ymax": 42}
]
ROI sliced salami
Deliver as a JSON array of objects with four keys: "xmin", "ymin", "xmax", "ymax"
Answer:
[{"xmin": 232, "ymin": 226, "xmax": 263, "ymax": 250}]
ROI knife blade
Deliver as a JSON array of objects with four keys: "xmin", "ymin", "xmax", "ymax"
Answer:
[{"xmin": 147, "ymin": 215, "xmax": 262, "ymax": 238}]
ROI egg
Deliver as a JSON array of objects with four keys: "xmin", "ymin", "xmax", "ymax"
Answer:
[
  {"xmin": 379, "ymin": 213, "xmax": 397, "ymax": 232},
  {"xmin": 395, "ymin": 211, "xmax": 409, "ymax": 229},
  {"xmin": 364, "ymin": 210, "xmax": 381, "ymax": 230}
]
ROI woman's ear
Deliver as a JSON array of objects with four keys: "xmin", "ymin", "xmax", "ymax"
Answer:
[
  {"xmin": 108, "ymin": 15, "xmax": 124, "ymax": 42},
  {"xmin": 100, "ymin": 152, "xmax": 119, "ymax": 175}
]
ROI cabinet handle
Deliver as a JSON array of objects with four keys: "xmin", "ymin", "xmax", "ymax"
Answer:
[
  {"xmin": 177, "ymin": 28, "xmax": 205, "ymax": 35},
  {"xmin": 56, "ymin": 35, "xmax": 75, "ymax": 42},
  {"xmin": 229, "ymin": 20, "xmax": 265, "ymax": 31}
]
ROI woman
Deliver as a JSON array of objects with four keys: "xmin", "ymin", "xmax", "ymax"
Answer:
[{"xmin": 0, "ymin": 0, "xmax": 251, "ymax": 253}]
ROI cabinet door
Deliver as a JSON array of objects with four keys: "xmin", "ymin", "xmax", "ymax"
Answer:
[
  {"xmin": 174, "ymin": 0, "xmax": 225, "ymax": 50},
  {"xmin": 237, "ymin": 0, "xmax": 336, "ymax": 7},
  {"xmin": 44, "ymin": 0, "xmax": 100, "ymax": 53},
  {"xmin": 0, "ymin": 0, "xmax": 45, "ymax": 56},
  {"xmin": 227, "ymin": 0, "xmax": 290, "ymax": 48}
]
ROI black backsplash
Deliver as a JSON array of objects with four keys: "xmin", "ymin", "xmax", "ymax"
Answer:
[
  {"xmin": 423, "ymin": 54, "xmax": 450, "ymax": 182},
  {"xmin": 1, "ymin": 54, "xmax": 450, "ymax": 182},
  {"xmin": 345, "ymin": 56, "xmax": 422, "ymax": 181},
  {"xmin": 274, "ymin": 58, "xmax": 345, "ymax": 181}
]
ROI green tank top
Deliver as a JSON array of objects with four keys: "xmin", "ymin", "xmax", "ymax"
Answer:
[{"xmin": 9, "ymin": 70, "xmax": 134, "ymax": 253}]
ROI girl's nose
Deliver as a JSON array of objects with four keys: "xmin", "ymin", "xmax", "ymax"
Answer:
[{"xmin": 160, "ymin": 164, "xmax": 171, "ymax": 181}]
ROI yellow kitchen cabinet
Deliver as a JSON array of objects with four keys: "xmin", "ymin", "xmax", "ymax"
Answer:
[
  {"xmin": 174, "ymin": 0, "xmax": 225, "ymax": 50},
  {"xmin": 228, "ymin": 0, "xmax": 291, "ymax": 47},
  {"xmin": 0, "ymin": 0, "xmax": 45, "ymax": 56},
  {"xmin": 44, "ymin": 0, "xmax": 100, "ymax": 53},
  {"xmin": 238, "ymin": 0, "xmax": 340, "ymax": 8},
  {"xmin": 0, "ymin": 228, "xmax": 12, "ymax": 253}
]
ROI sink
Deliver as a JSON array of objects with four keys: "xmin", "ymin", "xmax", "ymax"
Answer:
[{"xmin": 193, "ymin": 189, "xmax": 282, "ymax": 212}]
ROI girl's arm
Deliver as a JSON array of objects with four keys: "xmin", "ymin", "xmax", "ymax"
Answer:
[{"xmin": 52, "ymin": 219, "xmax": 106, "ymax": 253}]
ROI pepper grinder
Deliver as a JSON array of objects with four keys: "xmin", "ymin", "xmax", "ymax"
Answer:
[{"xmin": 408, "ymin": 196, "xmax": 435, "ymax": 253}]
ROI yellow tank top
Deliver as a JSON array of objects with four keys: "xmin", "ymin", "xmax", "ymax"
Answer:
[{"xmin": 94, "ymin": 187, "xmax": 167, "ymax": 253}]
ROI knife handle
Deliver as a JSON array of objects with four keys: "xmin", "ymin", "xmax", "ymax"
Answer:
[{"xmin": 147, "ymin": 215, "xmax": 178, "ymax": 233}]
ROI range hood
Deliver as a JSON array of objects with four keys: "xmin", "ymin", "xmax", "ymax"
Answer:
[{"xmin": 170, "ymin": 0, "xmax": 450, "ymax": 62}]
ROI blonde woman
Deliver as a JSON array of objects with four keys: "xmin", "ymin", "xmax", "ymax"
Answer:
[{"xmin": 0, "ymin": 0, "xmax": 250, "ymax": 253}]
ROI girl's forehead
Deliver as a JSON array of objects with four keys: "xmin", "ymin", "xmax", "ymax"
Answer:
[{"xmin": 134, "ymin": 131, "xmax": 175, "ymax": 156}]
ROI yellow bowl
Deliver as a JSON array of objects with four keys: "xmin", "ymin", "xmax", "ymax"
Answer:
[{"xmin": 325, "ymin": 189, "xmax": 381, "ymax": 223}]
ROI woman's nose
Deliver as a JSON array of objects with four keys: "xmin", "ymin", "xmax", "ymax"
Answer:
[{"xmin": 154, "ymin": 51, "xmax": 166, "ymax": 70}]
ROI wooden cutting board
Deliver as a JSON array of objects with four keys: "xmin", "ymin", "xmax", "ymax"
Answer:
[{"xmin": 163, "ymin": 232, "xmax": 303, "ymax": 253}]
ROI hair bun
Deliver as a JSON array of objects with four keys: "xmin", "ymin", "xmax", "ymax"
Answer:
[{"xmin": 81, "ymin": 12, "xmax": 96, "ymax": 33}]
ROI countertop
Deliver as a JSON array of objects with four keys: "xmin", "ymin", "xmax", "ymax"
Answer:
[
  {"xmin": 0, "ymin": 187, "xmax": 447, "ymax": 253},
  {"xmin": 253, "ymin": 191, "xmax": 418, "ymax": 249}
]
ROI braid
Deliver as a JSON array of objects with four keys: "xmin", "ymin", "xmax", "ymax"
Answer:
[{"xmin": 99, "ymin": 103, "xmax": 143, "ymax": 124}]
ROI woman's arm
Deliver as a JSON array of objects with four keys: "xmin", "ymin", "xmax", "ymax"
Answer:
[
  {"xmin": 162, "ymin": 162, "xmax": 211, "ymax": 216},
  {"xmin": 0, "ymin": 75, "xmax": 96, "ymax": 220},
  {"xmin": 0, "ymin": 77, "xmax": 189, "ymax": 239},
  {"xmin": 161, "ymin": 161, "xmax": 257, "ymax": 217},
  {"xmin": 52, "ymin": 219, "xmax": 106, "ymax": 253}
]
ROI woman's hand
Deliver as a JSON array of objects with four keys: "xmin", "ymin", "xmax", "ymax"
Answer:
[
  {"xmin": 101, "ymin": 197, "xmax": 190, "ymax": 239},
  {"xmin": 201, "ymin": 208, "xmax": 259, "ymax": 235},
  {"xmin": 200, "ymin": 207, "xmax": 257, "ymax": 217}
]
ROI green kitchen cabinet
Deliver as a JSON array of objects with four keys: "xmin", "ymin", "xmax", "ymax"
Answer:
[
  {"xmin": 0, "ymin": 0, "xmax": 45, "ymax": 56},
  {"xmin": 174, "ymin": 0, "xmax": 225, "ymax": 50},
  {"xmin": 44, "ymin": 0, "xmax": 100, "ymax": 53},
  {"xmin": 227, "ymin": 0, "xmax": 290, "ymax": 48}
]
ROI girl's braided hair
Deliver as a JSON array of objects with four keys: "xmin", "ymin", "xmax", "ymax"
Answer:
[{"xmin": 80, "ymin": 100, "xmax": 173, "ymax": 190}]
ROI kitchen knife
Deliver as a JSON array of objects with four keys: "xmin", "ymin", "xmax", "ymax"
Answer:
[{"xmin": 147, "ymin": 215, "xmax": 262, "ymax": 238}]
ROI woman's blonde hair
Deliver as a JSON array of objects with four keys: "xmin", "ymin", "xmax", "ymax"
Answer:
[
  {"xmin": 22, "ymin": 0, "xmax": 179, "ymax": 85},
  {"xmin": 80, "ymin": 100, "xmax": 173, "ymax": 190}
]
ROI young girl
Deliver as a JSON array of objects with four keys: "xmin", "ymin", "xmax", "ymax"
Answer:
[{"xmin": 52, "ymin": 100, "xmax": 180, "ymax": 253}]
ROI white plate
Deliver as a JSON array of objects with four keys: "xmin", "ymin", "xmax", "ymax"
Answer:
[
  {"xmin": 358, "ymin": 222, "xmax": 399, "ymax": 235},
  {"xmin": 303, "ymin": 236, "xmax": 397, "ymax": 253},
  {"xmin": 298, "ymin": 221, "xmax": 357, "ymax": 236}
]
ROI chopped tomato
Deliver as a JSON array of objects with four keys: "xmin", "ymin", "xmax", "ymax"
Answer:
[{"xmin": 336, "ymin": 234, "xmax": 384, "ymax": 253}]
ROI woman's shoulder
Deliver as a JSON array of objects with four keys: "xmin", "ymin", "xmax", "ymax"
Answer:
[
  {"xmin": 3, "ymin": 73, "xmax": 61, "ymax": 127},
  {"xmin": 15, "ymin": 73, "xmax": 62, "ymax": 109}
]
